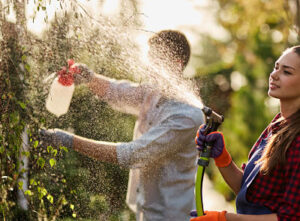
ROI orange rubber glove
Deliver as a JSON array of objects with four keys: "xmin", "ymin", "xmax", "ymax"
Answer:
[
  {"xmin": 213, "ymin": 135, "xmax": 232, "ymax": 167},
  {"xmin": 190, "ymin": 211, "xmax": 227, "ymax": 221}
]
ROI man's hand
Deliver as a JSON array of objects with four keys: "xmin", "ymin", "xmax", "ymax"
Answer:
[
  {"xmin": 190, "ymin": 210, "xmax": 227, "ymax": 221},
  {"xmin": 71, "ymin": 63, "xmax": 95, "ymax": 85},
  {"xmin": 39, "ymin": 128, "xmax": 74, "ymax": 149}
]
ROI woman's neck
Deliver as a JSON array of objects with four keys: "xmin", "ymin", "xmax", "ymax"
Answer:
[{"xmin": 280, "ymin": 100, "xmax": 300, "ymax": 118}]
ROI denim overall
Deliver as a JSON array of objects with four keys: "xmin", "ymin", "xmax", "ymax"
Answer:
[{"xmin": 236, "ymin": 138, "xmax": 272, "ymax": 214}]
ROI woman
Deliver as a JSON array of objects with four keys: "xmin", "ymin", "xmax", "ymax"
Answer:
[{"xmin": 193, "ymin": 46, "xmax": 300, "ymax": 221}]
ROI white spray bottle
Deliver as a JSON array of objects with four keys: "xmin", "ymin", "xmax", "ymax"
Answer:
[{"xmin": 46, "ymin": 60, "xmax": 79, "ymax": 117}]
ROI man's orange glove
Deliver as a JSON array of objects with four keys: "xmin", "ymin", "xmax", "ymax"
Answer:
[
  {"xmin": 190, "ymin": 211, "xmax": 227, "ymax": 221},
  {"xmin": 195, "ymin": 124, "xmax": 232, "ymax": 167}
]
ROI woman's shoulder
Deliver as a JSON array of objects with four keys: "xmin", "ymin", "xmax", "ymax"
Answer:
[
  {"xmin": 286, "ymin": 134, "xmax": 300, "ymax": 161},
  {"xmin": 290, "ymin": 134, "xmax": 300, "ymax": 147},
  {"xmin": 292, "ymin": 134, "xmax": 300, "ymax": 148}
]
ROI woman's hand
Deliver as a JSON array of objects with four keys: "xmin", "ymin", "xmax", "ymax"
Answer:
[
  {"xmin": 195, "ymin": 124, "xmax": 232, "ymax": 167},
  {"xmin": 190, "ymin": 210, "xmax": 227, "ymax": 221}
]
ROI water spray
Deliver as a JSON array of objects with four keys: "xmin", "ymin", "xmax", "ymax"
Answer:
[{"xmin": 195, "ymin": 106, "xmax": 224, "ymax": 216}]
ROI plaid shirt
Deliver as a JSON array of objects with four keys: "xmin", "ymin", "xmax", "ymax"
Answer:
[{"xmin": 246, "ymin": 113, "xmax": 300, "ymax": 220}]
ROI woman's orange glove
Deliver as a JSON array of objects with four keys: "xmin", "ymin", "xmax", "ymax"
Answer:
[{"xmin": 190, "ymin": 211, "xmax": 227, "ymax": 221}]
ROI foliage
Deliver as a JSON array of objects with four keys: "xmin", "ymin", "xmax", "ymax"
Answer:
[
  {"xmin": 0, "ymin": 9, "xmax": 78, "ymax": 219},
  {"xmin": 1, "ymin": 0, "xmax": 139, "ymax": 220}
]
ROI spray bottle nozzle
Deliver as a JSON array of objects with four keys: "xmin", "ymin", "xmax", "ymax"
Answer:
[{"xmin": 57, "ymin": 59, "xmax": 80, "ymax": 86}]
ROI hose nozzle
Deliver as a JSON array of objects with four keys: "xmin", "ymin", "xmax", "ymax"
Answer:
[{"xmin": 202, "ymin": 106, "xmax": 224, "ymax": 134}]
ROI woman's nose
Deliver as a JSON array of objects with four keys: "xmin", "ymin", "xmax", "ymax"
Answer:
[{"xmin": 270, "ymin": 69, "xmax": 279, "ymax": 80}]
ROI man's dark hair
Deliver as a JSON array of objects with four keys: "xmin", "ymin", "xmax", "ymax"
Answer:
[{"xmin": 148, "ymin": 30, "xmax": 191, "ymax": 69}]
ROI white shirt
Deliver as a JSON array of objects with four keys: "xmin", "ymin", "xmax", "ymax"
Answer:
[{"xmin": 103, "ymin": 79, "xmax": 204, "ymax": 221}]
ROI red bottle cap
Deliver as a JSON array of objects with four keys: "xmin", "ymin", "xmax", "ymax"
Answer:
[{"xmin": 57, "ymin": 59, "xmax": 80, "ymax": 86}]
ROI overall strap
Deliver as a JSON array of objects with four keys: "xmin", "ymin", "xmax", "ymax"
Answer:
[{"xmin": 236, "ymin": 137, "xmax": 272, "ymax": 214}]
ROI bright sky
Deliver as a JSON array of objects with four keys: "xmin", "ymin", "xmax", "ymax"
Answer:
[{"xmin": 140, "ymin": 0, "xmax": 226, "ymax": 42}]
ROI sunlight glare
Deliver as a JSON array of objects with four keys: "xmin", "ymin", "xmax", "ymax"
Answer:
[
  {"xmin": 26, "ymin": 0, "xmax": 62, "ymax": 36},
  {"xmin": 1, "ymin": 0, "xmax": 16, "ymax": 23},
  {"xmin": 25, "ymin": 0, "xmax": 98, "ymax": 37},
  {"xmin": 102, "ymin": 0, "xmax": 120, "ymax": 15}
]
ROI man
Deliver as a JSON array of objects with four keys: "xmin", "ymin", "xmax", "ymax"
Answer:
[{"xmin": 41, "ymin": 30, "xmax": 204, "ymax": 220}]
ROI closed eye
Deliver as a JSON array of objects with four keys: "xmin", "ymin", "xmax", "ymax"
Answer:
[{"xmin": 273, "ymin": 63, "xmax": 279, "ymax": 70}]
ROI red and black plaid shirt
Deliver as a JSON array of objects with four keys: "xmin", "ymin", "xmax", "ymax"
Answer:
[{"xmin": 245, "ymin": 113, "xmax": 300, "ymax": 220}]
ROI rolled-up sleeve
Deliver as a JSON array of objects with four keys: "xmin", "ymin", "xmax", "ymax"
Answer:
[
  {"xmin": 116, "ymin": 114, "xmax": 196, "ymax": 168},
  {"xmin": 102, "ymin": 79, "xmax": 147, "ymax": 116}
]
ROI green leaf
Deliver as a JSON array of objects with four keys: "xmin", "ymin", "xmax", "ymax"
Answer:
[
  {"xmin": 37, "ymin": 157, "xmax": 45, "ymax": 168},
  {"xmin": 38, "ymin": 187, "xmax": 47, "ymax": 195},
  {"xmin": 33, "ymin": 140, "xmax": 39, "ymax": 148},
  {"xmin": 51, "ymin": 149, "xmax": 57, "ymax": 156},
  {"xmin": 18, "ymin": 101, "xmax": 26, "ymax": 109},
  {"xmin": 18, "ymin": 181, "xmax": 24, "ymax": 190},
  {"xmin": 9, "ymin": 112, "xmax": 20, "ymax": 127},
  {"xmin": 70, "ymin": 204, "xmax": 74, "ymax": 210},
  {"xmin": 61, "ymin": 197, "xmax": 68, "ymax": 205},
  {"xmin": 30, "ymin": 178, "xmax": 37, "ymax": 186},
  {"xmin": 25, "ymin": 64, "xmax": 30, "ymax": 72},
  {"xmin": 25, "ymin": 190, "xmax": 33, "ymax": 196},
  {"xmin": 21, "ymin": 55, "xmax": 27, "ymax": 62},
  {"xmin": 47, "ymin": 194, "xmax": 54, "ymax": 204},
  {"xmin": 38, "ymin": 187, "xmax": 47, "ymax": 199},
  {"xmin": 47, "ymin": 145, "xmax": 53, "ymax": 153},
  {"xmin": 22, "ymin": 151, "xmax": 30, "ymax": 157},
  {"xmin": 49, "ymin": 158, "xmax": 56, "ymax": 168},
  {"xmin": 59, "ymin": 146, "xmax": 68, "ymax": 152}
]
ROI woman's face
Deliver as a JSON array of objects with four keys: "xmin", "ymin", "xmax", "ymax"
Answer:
[{"xmin": 268, "ymin": 50, "xmax": 300, "ymax": 106}]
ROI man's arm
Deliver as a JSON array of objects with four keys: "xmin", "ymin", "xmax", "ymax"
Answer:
[
  {"xmin": 87, "ymin": 74, "xmax": 111, "ymax": 98},
  {"xmin": 73, "ymin": 63, "xmax": 111, "ymax": 98},
  {"xmin": 39, "ymin": 129, "xmax": 118, "ymax": 164},
  {"xmin": 73, "ymin": 135, "xmax": 118, "ymax": 164},
  {"xmin": 73, "ymin": 63, "xmax": 145, "ymax": 115}
]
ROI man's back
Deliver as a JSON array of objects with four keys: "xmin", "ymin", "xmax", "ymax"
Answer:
[{"xmin": 118, "ymin": 97, "xmax": 204, "ymax": 220}]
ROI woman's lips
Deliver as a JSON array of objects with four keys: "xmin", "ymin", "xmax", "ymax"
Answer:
[{"xmin": 269, "ymin": 82, "xmax": 279, "ymax": 90}]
